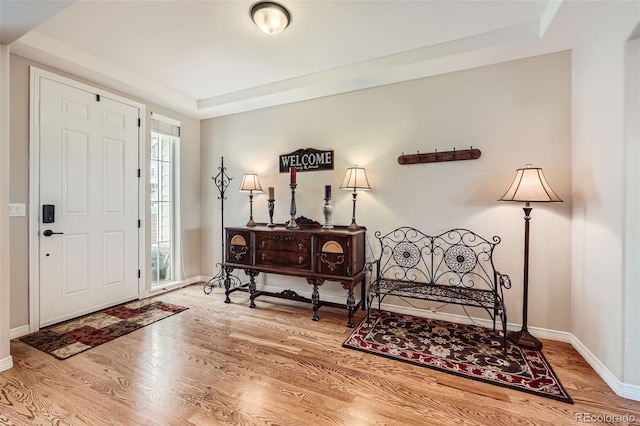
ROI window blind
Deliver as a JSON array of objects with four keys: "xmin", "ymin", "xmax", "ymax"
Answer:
[{"xmin": 151, "ymin": 112, "xmax": 181, "ymax": 137}]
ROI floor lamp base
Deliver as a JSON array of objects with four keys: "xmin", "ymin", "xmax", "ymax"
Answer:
[{"xmin": 507, "ymin": 327, "xmax": 542, "ymax": 350}]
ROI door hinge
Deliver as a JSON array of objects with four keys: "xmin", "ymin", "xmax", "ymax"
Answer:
[
  {"xmin": 138, "ymin": 118, "xmax": 141, "ymax": 127},
  {"xmin": 96, "ymin": 94, "xmax": 101, "ymax": 102},
  {"xmin": 138, "ymin": 269, "xmax": 141, "ymax": 278},
  {"xmin": 138, "ymin": 219, "xmax": 141, "ymax": 228},
  {"xmin": 137, "ymin": 168, "xmax": 141, "ymax": 178}
]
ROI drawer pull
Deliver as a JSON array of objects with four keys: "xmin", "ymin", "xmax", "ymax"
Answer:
[
  {"xmin": 261, "ymin": 253, "xmax": 267, "ymax": 261},
  {"xmin": 298, "ymin": 256, "xmax": 304, "ymax": 264},
  {"xmin": 261, "ymin": 241, "xmax": 267, "ymax": 248},
  {"xmin": 298, "ymin": 243, "xmax": 304, "ymax": 251}
]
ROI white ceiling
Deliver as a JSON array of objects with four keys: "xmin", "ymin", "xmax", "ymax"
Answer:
[{"xmin": 2, "ymin": 0, "xmax": 609, "ymax": 119}]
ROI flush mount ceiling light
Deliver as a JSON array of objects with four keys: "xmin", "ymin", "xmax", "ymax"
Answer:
[{"xmin": 250, "ymin": 2, "xmax": 291, "ymax": 35}]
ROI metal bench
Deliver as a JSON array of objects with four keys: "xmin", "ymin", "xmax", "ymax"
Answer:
[{"xmin": 367, "ymin": 227, "xmax": 512, "ymax": 354}]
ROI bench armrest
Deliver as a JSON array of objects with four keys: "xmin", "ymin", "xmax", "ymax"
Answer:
[
  {"xmin": 496, "ymin": 271, "xmax": 511, "ymax": 289},
  {"xmin": 496, "ymin": 270, "xmax": 511, "ymax": 300},
  {"xmin": 364, "ymin": 259, "xmax": 380, "ymax": 277}
]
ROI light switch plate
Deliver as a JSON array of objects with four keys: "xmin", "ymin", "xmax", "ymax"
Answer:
[{"xmin": 9, "ymin": 203, "xmax": 26, "ymax": 217}]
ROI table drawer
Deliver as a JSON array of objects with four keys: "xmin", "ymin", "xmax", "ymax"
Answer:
[
  {"xmin": 256, "ymin": 234, "xmax": 310, "ymax": 253},
  {"xmin": 256, "ymin": 249, "xmax": 311, "ymax": 270}
]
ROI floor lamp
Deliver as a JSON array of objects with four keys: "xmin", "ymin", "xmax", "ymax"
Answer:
[
  {"xmin": 240, "ymin": 172, "xmax": 263, "ymax": 227},
  {"xmin": 499, "ymin": 164, "xmax": 562, "ymax": 350},
  {"xmin": 340, "ymin": 166, "xmax": 371, "ymax": 231}
]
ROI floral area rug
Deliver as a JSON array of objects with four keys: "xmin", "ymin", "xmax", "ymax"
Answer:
[
  {"xmin": 20, "ymin": 300, "xmax": 188, "ymax": 360},
  {"xmin": 343, "ymin": 310, "xmax": 573, "ymax": 404}
]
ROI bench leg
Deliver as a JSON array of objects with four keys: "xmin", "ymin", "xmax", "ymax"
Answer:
[
  {"xmin": 493, "ymin": 307, "xmax": 498, "ymax": 331},
  {"xmin": 502, "ymin": 311, "xmax": 508, "ymax": 355}
]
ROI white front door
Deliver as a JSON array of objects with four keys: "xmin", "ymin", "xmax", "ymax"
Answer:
[{"xmin": 37, "ymin": 75, "xmax": 140, "ymax": 327}]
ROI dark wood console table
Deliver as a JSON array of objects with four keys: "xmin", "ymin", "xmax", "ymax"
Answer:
[{"xmin": 222, "ymin": 224, "xmax": 366, "ymax": 327}]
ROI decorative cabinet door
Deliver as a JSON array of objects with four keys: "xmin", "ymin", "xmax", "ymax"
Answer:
[
  {"xmin": 315, "ymin": 236, "xmax": 350, "ymax": 276},
  {"xmin": 226, "ymin": 230, "xmax": 252, "ymax": 265}
]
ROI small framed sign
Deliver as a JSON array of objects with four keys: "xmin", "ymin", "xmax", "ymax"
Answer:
[{"xmin": 279, "ymin": 148, "xmax": 334, "ymax": 173}]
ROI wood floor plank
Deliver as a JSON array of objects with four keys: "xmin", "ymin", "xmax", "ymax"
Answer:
[{"xmin": 2, "ymin": 283, "xmax": 639, "ymax": 426}]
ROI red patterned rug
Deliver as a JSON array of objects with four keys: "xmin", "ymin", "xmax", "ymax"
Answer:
[
  {"xmin": 344, "ymin": 310, "xmax": 573, "ymax": 404},
  {"xmin": 20, "ymin": 300, "xmax": 188, "ymax": 360}
]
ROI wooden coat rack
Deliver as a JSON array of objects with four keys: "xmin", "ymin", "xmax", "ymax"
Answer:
[{"xmin": 398, "ymin": 148, "xmax": 481, "ymax": 165}]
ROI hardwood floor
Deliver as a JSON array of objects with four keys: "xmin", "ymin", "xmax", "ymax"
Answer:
[{"xmin": 2, "ymin": 283, "xmax": 639, "ymax": 425}]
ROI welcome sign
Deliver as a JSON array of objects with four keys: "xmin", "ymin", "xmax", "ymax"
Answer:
[{"xmin": 279, "ymin": 148, "xmax": 334, "ymax": 172}]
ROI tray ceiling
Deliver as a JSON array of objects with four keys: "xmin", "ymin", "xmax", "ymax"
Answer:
[{"xmin": 3, "ymin": 0, "xmax": 608, "ymax": 118}]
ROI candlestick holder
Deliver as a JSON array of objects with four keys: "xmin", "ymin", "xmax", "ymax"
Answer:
[
  {"xmin": 287, "ymin": 183, "xmax": 299, "ymax": 229},
  {"xmin": 267, "ymin": 199, "xmax": 276, "ymax": 227},
  {"xmin": 322, "ymin": 197, "xmax": 334, "ymax": 229}
]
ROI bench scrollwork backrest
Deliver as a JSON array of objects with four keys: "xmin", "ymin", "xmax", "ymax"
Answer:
[{"xmin": 375, "ymin": 227, "xmax": 500, "ymax": 291}]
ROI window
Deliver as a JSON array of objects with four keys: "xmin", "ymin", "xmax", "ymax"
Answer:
[{"xmin": 150, "ymin": 113, "xmax": 180, "ymax": 286}]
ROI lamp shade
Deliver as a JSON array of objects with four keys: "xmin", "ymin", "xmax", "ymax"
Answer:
[
  {"xmin": 239, "ymin": 173, "xmax": 264, "ymax": 193},
  {"xmin": 251, "ymin": 2, "xmax": 291, "ymax": 35},
  {"xmin": 499, "ymin": 165, "xmax": 562, "ymax": 203},
  {"xmin": 340, "ymin": 166, "xmax": 371, "ymax": 191}
]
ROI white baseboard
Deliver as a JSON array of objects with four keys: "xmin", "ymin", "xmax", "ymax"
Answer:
[
  {"xmin": 144, "ymin": 275, "xmax": 205, "ymax": 297},
  {"xmin": 620, "ymin": 382, "xmax": 640, "ymax": 401},
  {"xmin": 569, "ymin": 334, "xmax": 640, "ymax": 401},
  {"xmin": 9, "ymin": 325, "xmax": 30, "ymax": 340},
  {"xmin": 0, "ymin": 355, "xmax": 13, "ymax": 372},
  {"xmin": 195, "ymin": 275, "xmax": 213, "ymax": 285},
  {"xmin": 526, "ymin": 324, "xmax": 575, "ymax": 344}
]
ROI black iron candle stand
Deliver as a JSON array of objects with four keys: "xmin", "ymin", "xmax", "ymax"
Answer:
[{"xmin": 267, "ymin": 199, "xmax": 276, "ymax": 227}]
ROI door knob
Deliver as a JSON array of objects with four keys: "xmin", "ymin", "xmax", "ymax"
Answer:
[{"xmin": 43, "ymin": 229, "xmax": 64, "ymax": 237}]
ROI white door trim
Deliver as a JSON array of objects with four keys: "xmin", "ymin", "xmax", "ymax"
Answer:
[{"xmin": 28, "ymin": 67, "xmax": 147, "ymax": 332}]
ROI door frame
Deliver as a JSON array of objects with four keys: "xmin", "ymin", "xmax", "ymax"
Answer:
[{"xmin": 28, "ymin": 67, "xmax": 147, "ymax": 332}]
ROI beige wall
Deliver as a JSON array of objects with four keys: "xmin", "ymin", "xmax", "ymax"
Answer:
[
  {"xmin": 572, "ymin": 1, "xmax": 640, "ymax": 387},
  {"xmin": 1, "ymin": 45, "xmax": 14, "ymax": 369},
  {"xmin": 9, "ymin": 54, "xmax": 201, "ymax": 330},
  {"xmin": 8, "ymin": 55, "xmax": 29, "ymax": 330},
  {"xmin": 201, "ymin": 51, "xmax": 573, "ymax": 332}
]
